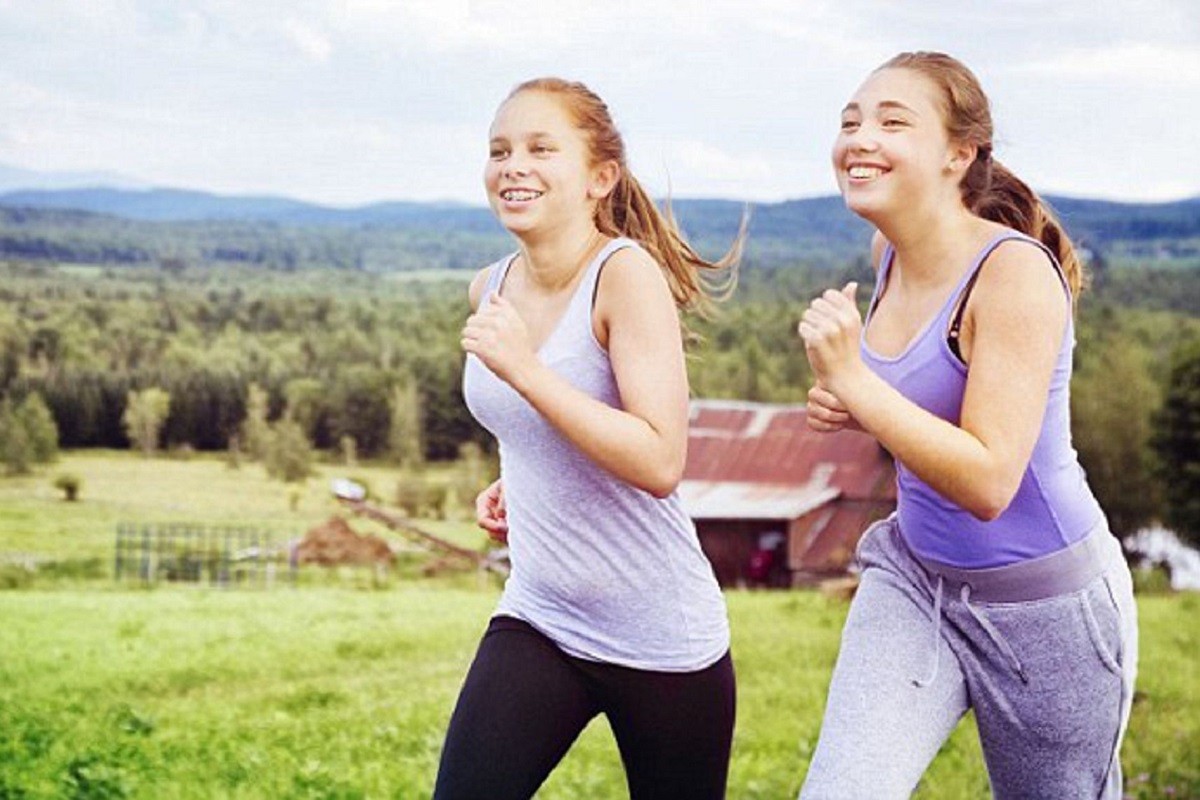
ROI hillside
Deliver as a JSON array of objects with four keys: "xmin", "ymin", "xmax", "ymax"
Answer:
[{"xmin": 0, "ymin": 186, "xmax": 1197, "ymax": 271}]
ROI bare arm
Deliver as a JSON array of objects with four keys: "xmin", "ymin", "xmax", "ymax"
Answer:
[
  {"xmin": 461, "ymin": 248, "xmax": 688, "ymax": 498},
  {"xmin": 800, "ymin": 241, "xmax": 1067, "ymax": 519}
]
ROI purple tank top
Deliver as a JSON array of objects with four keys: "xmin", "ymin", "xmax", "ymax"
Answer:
[{"xmin": 860, "ymin": 230, "xmax": 1105, "ymax": 568}]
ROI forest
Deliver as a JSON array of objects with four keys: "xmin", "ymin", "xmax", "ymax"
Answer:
[{"xmin": 0, "ymin": 190, "xmax": 1198, "ymax": 543}]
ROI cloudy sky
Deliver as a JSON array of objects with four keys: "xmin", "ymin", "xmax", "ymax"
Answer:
[{"xmin": 1, "ymin": 0, "xmax": 1197, "ymax": 207}]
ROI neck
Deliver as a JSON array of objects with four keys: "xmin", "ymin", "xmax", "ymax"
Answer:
[
  {"xmin": 875, "ymin": 203, "xmax": 983, "ymax": 286},
  {"xmin": 516, "ymin": 221, "xmax": 606, "ymax": 292}
]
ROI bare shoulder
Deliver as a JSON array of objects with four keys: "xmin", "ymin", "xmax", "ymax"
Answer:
[
  {"xmin": 595, "ymin": 244, "xmax": 672, "ymax": 308},
  {"xmin": 593, "ymin": 244, "xmax": 679, "ymax": 349},
  {"xmin": 972, "ymin": 238, "xmax": 1069, "ymax": 323},
  {"xmin": 467, "ymin": 265, "xmax": 492, "ymax": 312}
]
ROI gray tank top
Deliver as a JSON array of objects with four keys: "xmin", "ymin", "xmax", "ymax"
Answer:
[{"xmin": 462, "ymin": 237, "xmax": 729, "ymax": 671}]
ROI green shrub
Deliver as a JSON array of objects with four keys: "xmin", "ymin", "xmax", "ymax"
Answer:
[
  {"xmin": 0, "ymin": 563, "xmax": 35, "ymax": 590},
  {"xmin": 40, "ymin": 558, "xmax": 105, "ymax": 581},
  {"xmin": 264, "ymin": 419, "xmax": 315, "ymax": 483},
  {"xmin": 394, "ymin": 476, "xmax": 438, "ymax": 518},
  {"xmin": 53, "ymin": 473, "xmax": 82, "ymax": 501},
  {"xmin": 1132, "ymin": 564, "xmax": 1174, "ymax": 595}
]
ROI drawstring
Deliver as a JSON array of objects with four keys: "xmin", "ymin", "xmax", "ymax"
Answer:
[
  {"xmin": 912, "ymin": 575, "xmax": 944, "ymax": 687},
  {"xmin": 912, "ymin": 578, "xmax": 1030, "ymax": 688},
  {"xmin": 960, "ymin": 583, "xmax": 1029, "ymax": 684}
]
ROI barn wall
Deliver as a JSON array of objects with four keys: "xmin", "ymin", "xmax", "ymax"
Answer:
[{"xmin": 696, "ymin": 520, "xmax": 788, "ymax": 587}]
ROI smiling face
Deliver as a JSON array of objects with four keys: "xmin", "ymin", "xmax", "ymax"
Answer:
[
  {"xmin": 484, "ymin": 89, "xmax": 612, "ymax": 239},
  {"xmin": 831, "ymin": 67, "xmax": 971, "ymax": 224}
]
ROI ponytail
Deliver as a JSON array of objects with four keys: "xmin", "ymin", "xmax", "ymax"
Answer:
[
  {"xmin": 507, "ymin": 77, "xmax": 745, "ymax": 314},
  {"xmin": 596, "ymin": 169, "xmax": 745, "ymax": 316},
  {"xmin": 964, "ymin": 152, "xmax": 1084, "ymax": 299}
]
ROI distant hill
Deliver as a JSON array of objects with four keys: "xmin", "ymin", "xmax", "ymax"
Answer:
[
  {"xmin": 0, "ymin": 186, "xmax": 501, "ymax": 229},
  {"xmin": 1048, "ymin": 196, "xmax": 1200, "ymax": 243},
  {"xmin": 0, "ymin": 164, "xmax": 148, "ymax": 193},
  {"xmin": 0, "ymin": 185, "xmax": 1196, "ymax": 271}
]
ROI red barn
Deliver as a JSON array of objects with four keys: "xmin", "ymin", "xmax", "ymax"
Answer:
[{"xmin": 680, "ymin": 399, "xmax": 896, "ymax": 587}]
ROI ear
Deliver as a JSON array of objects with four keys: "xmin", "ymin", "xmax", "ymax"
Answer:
[
  {"xmin": 587, "ymin": 160, "xmax": 621, "ymax": 199},
  {"xmin": 947, "ymin": 141, "xmax": 977, "ymax": 174}
]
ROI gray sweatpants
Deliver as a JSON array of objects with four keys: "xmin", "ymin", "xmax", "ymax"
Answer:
[{"xmin": 800, "ymin": 516, "xmax": 1138, "ymax": 800}]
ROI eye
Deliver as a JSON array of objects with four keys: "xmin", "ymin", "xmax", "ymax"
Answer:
[
  {"xmin": 840, "ymin": 119, "xmax": 860, "ymax": 132},
  {"xmin": 531, "ymin": 144, "xmax": 555, "ymax": 155},
  {"xmin": 489, "ymin": 146, "xmax": 509, "ymax": 160},
  {"xmin": 882, "ymin": 118, "xmax": 908, "ymax": 128}
]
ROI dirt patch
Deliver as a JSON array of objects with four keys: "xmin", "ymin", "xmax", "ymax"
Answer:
[{"xmin": 295, "ymin": 516, "xmax": 394, "ymax": 566}]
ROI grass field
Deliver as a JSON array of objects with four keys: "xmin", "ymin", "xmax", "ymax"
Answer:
[
  {"xmin": 0, "ymin": 450, "xmax": 491, "ymax": 568},
  {"xmin": 1, "ymin": 453, "xmax": 1197, "ymax": 799}
]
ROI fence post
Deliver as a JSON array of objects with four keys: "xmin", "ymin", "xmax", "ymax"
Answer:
[{"xmin": 114, "ymin": 524, "xmax": 124, "ymax": 582}]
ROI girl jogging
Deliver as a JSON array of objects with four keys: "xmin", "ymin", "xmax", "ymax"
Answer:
[
  {"xmin": 797, "ymin": 52, "xmax": 1138, "ymax": 798},
  {"xmin": 434, "ymin": 77, "xmax": 742, "ymax": 800}
]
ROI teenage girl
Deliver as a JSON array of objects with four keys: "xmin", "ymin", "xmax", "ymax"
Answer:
[
  {"xmin": 797, "ymin": 52, "xmax": 1137, "ymax": 799},
  {"xmin": 434, "ymin": 77, "xmax": 743, "ymax": 800}
]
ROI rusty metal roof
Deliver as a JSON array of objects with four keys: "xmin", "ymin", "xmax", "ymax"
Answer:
[
  {"xmin": 688, "ymin": 400, "xmax": 893, "ymax": 492},
  {"xmin": 678, "ymin": 479, "xmax": 840, "ymax": 520}
]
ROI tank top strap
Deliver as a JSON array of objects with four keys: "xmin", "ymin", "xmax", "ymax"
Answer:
[
  {"xmin": 480, "ymin": 252, "xmax": 519, "ymax": 304},
  {"xmin": 482, "ymin": 238, "xmax": 638, "ymax": 331},
  {"xmin": 866, "ymin": 241, "xmax": 896, "ymax": 321},
  {"xmin": 946, "ymin": 232, "xmax": 1069, "ymax": 355},
  {"xmin": 568, "ymin": 236, "xmax": 638, "ymax": 325}
]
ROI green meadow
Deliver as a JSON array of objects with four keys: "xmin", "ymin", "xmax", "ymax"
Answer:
[{"xmin": 1, "ymin": 453, "xmax": 1197, "ymax": 799}]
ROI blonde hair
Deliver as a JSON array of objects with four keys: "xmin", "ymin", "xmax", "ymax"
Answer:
[
  {"xmin": 879, "ymin": 52, "xmax": 1085, "ymax": 298},
  {"xmin": 506, "ymin": 78, "xmax": 744, "ymax": 314}
]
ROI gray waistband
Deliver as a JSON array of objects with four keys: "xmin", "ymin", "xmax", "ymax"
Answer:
[{"xmin": 911, "ymin": 520, "xmax": 1117, "ymax": 603}]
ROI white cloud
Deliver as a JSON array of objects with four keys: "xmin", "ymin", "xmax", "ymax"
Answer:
[
  {"xmin": 0, "ymin": 0, "xmax": 1196, "ymax": 203},
  {"xmin": 632, "ymin": 138, "xmax": 775, "ymax": 198},
  {"xmin": 1015, "ymin": 43, "xmax": 1200, "ymax": 84},
  {"xmin": 282, "ymin": 18, "xmax": 333, "ymax": 62}
]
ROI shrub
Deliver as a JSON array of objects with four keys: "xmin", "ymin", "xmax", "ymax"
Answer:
[
  {"xmin": 16, "ymin": 393, "xmax": 58, "ymax": 465},
  {"xmin": 0, "ymin": 401, "xmax": 31, "ymax": 475},
  {"xmin": 1131, "ymin": 564, "xmax": 1174, "ymax": 595},
  {"xmin": 53, "ymin": 473, "xmax": 82, "ymax": 501},
  {"xmin": 264, "ymin": 419, "xmax": 315, "ymax": 483},
  {"xmin": 394, "ymin": 476, "xmax": 438, "ymax": 519}
]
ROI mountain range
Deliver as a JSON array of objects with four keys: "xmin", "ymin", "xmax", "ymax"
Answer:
[{"xmin": 0, "ymin": 171, "xmax": 1196, "ymax": 271}]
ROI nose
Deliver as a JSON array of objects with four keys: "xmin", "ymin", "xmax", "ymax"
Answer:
[
  {"xmin": 845, "ymin": 125, "xmax": 879, "ymax": 153},
  {"xmin": 503, "ymin": 155, "xmax": 531, "ymax": 179}
]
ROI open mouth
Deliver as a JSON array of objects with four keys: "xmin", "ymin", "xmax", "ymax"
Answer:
[
  {"xmin": 847, "ymin": 165, "xmax": 886, "ymax": 181},
  {"xmin": 500, "ymin": 189, "xmax": 544, "ymax": 202}
]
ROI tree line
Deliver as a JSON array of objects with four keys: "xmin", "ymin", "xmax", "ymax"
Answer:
[
  {"xmin": 3, "ymin": 194, "xmax": 1198, "ymax": 274},
  {"xmin": 0, "ymin": 258, "xmax": 1197, "ymax": 544}
]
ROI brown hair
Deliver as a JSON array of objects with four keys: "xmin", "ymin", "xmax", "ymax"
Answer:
[
  {"xmin": 506, "ymin": 77, "xmax": 744, "ymax": 314},
  {"xmin": 879, "ymin": 52, "xmax": 1084, "ymax": 298}
]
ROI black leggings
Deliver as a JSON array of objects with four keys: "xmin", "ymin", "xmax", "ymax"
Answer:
[{"xmin": 433, "ymin": 616, "xmax": 736, "ymax": 800}]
